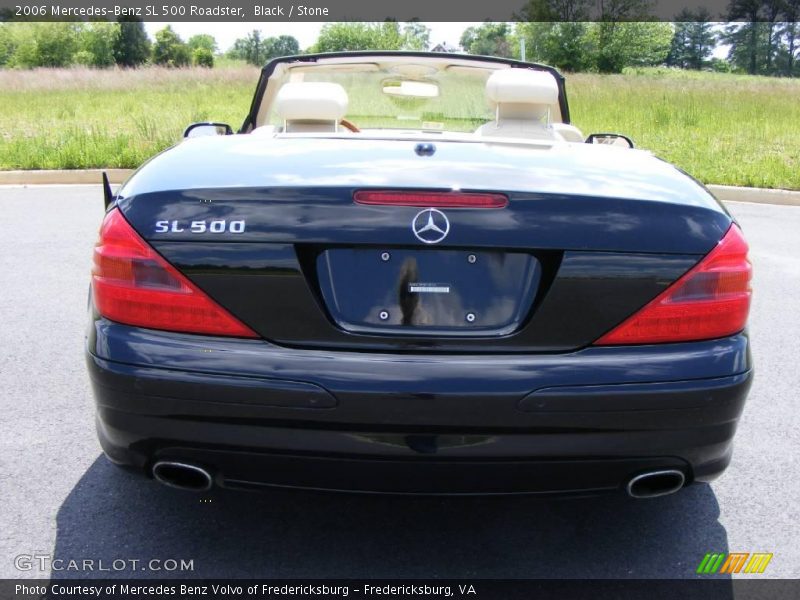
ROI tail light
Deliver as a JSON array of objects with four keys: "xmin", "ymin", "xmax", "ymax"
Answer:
[
  {"xmin": 595, "ymin": 224, "xmax": 752, "ymax": 345},
  {"xmin": 354, "ymin": 190, "xmax": 508, "ymax": 208},
  {"xmin": 91, "ymin": 209, "xmax": 258, "ymax": 338}
]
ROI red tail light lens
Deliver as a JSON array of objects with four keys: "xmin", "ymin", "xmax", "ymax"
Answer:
[
  {"xmin": 354, "ymin": 190, "xmax": 508, "ymax": 208},
  {"xmin": 92, "ymin": 209, "xmax": 258, "ymax": 338},
  {"xmin": 595, "ymin": 225, "xmax": 752, "ymax": 345}
]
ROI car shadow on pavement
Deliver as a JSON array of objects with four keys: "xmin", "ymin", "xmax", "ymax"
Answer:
[{"xmin": 51, "ymin": 455, "xmax": 732, "ymax": 584}]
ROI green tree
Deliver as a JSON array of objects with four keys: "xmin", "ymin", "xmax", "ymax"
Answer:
[
  {"xmin": 762, "ymin": 0, "xmax": 784, "ymax": 73},
  {"xmin": 781, "ymin": 1, "xmax": 800, "ymax": 76},
  {"xmin": 113, "ymin": 17, "xmax": 150, "ymax": 67},
  {"xmin": 403, "ymin": 21, "xmax": 431, "ymax": 50},
  {"xmin": 228, "ymin": 30, "xmax": 263, "ymax": 64},
  {"xmin": 78, "ymin": 22, "xmax": 119, "ymax": 68},
  {"xmin": 192, "ymin": 47, "xmax": 214, "ymax": 67},
  {"xmin": 516, "ymin": 0, "xmax": 595, "ymax": 67},
  {"xmin": 37, "ymin": 23, "xmax": 82, "ymax": 67},
  {"xmin": 4, "ymin": 23, "xmax": 81, "ymax": 68},
  {"xmin": 666, "ymin": 20, "xmax": 691, "ymax": 67},
  {"xmin": 0, "ymin": 24, "xmax": 29, "ymax": 67},
  {"xmin": 724, "ymin": 6, "xmax": 799, "ymax": 77},
  {"xmin": 0, "ymin": 24, "xmax": 12, "ymax": 67},
  {"xmin": 228, "ymin": 33, "xmax": 299, "ymax": 64},
  {"xmin": 666, "ymin": 9, "xmax": 717, "ymax": 69},
  {"xmin": 724, "ymin": 22, "xmax": 769, "ymax": 74},
  {"xmin": 460, "ymin": 22, "xmax": 513, "ymax": 58},
  {"xmin": 152, "ymin": 25, "xmax": 190, "ymax": 67},
  {"xmin": 72, "ymin": 50, "xmax": 94, "ymax": 66},
  {"xmin": 262, "ymin": 35, "xmax": 300, "ymax": 59},
  {"xmin": 597, "ymin": 0, "xmax": 655, "ymax": 21},
  {"xmin": 315, "ymin": 23, "xmax": 374, "ymax": 52},
  {"xmin": 314, "ymin": 22, "xmax": 406, "ymax": 52},
  {"xmin": 375, "ymin": 21, "xmax": 405, "ymax": 49},
  {"xmin": 549, "ymin": 22, "xmax": 594, "ymax": 71},
  {"xmin": 187, "ymin": 34, "xmax": 217, "ymax": 55},
  {"xmin": 515, "ymin": 22, "xmax": 552, "ymax": 62},
  {"xmin": 726, "ymin": 0, "xmax": 764, "ymax": 74},
  {"xmin": 727, "ymin": 0, "xmax": 800, "ymax": 78},
  {"xmin": 518, "ymin": 0, "xmax": 593, "ymax": 21},
  {"xmin": 520, "ymin": 20, "xmax": 672, "ymax": 74},
  {"xmin": 0, "ymin": 22, "xmax": 91, "ymax": 69},
  {"xmin": 516, "ymin": 21, "xmax": 594, "ymax": 71},
  {"xmin": 594, "ymin": 22, "xmax": 673, "ymax": 73},
  {"xmin": 592, "ymin": 0, "xmax": 662, "ymax": 72}
]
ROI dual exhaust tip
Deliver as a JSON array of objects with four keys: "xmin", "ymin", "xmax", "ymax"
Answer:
[
  {"xmin": 152, "ymin": 461, "xmax": 213, "ymax": 492},
  {"xmin": 151, "ymin": 461, "xmax": 686, "ymax": 498},
  {"xmin": 626, "ymin": 469, "xmax": 685, "ymax": 499}
]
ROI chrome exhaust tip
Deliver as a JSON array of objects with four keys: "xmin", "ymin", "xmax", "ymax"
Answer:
[
  {"xmin": 626, "ymin": 469, "xmax": 685, "ymax": 499},
  {"xmin": 152, "ymin": 461, "xmax": 213, "ymax": 492}
]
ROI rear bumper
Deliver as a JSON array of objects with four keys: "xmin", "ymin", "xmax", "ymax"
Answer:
[{"xmin": 87, "ymin": 319, "xmax": 753, "ymax": 495}]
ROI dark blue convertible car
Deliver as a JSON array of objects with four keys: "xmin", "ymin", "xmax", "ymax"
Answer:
[{"xmin": 86, "ymin": 52, "xmax": 753, "ymax": 498}]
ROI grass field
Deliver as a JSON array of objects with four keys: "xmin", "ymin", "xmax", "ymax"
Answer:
[
  {"xmin": 570, "ymin": 68, "xmax": 800, "ymax": 190},
  {"xmin": 0, "ymin": 66, "xmax": 798, "ymax": 189}
]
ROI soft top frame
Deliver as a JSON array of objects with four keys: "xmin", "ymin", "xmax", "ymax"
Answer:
[{"xmin": 240, "ymin": 51, "xmax": 571, "ymax": 133}]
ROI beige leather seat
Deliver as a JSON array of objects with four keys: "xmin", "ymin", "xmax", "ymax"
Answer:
[
  {"xmin": 273, "ymin": 82, "xmax": 349, "ymax": 133},
  {"xmin": 552, "ymin": 123, "xmax": 585, "ymax": 142},
  {"xmin": 475, "ymin": 69, "xmax": 566, "ymax": 141}
]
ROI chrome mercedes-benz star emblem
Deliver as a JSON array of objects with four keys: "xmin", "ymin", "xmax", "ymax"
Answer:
[{"xmin": 412, "ymin": 208, "xmax": 450, "ymax": 244}]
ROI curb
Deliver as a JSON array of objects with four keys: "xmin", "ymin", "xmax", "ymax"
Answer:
[
  {"xmin": 1, "ymin": 170, "xmax": 799, "ymax": 206},
  {"xmin": 0, "ymin": 169, "xmax": 133, "ymax": 185},
  {"xmin": 706, "ymin": 184, "xmax": 800, "ymax": 207}
]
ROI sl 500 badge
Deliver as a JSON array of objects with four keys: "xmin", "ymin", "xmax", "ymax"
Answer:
[{"xmin": 155, "ymin": 220, "xmax": 246, "ymax": 234}]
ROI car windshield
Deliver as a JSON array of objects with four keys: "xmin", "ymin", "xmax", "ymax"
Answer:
[{"xmin": 263, "ymin": 60, "xmax": 499, "ymax": 133}]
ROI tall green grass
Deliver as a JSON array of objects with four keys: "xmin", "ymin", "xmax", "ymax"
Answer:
[
  {"xmin": 0, "ymin": 65, "xmax": 798, "ymax": 189},
  {"xmin": 569, "ymin": 68, "xmax": 800, "ymax": 190},
  {"xmin": 0, "ymin": 66, "xmax": 257, "ymax": 170}
]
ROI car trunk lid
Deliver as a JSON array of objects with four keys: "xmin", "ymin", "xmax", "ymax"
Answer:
[{"xmin": 115, "ymin": 138, "xmax": 731, "ymax": 352}]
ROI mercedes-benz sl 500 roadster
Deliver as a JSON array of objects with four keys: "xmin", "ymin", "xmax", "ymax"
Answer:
[{"xmin": 86, "ymin": 52, "xmax": 753, "ymax": 498}]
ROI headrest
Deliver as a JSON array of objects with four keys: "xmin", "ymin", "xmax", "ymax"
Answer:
[
  {"xmin": 485, "ymin": 69, "xmax": 559, "ymax": 106},
  {"xmin": 273, "ymin": 82, "xmax": 348, "ymax": 122}
]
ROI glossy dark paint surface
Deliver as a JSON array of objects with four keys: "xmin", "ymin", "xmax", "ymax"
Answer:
[
  {"xmin": 152, "ymin": 242, "xmax": 699, "ymax": 351},
  {"xmin": 88, "ymin": 320, "xmax": 752, "ymax": 392},
  {"xmin": 87, "ymin": 319, "xmax": 752, "ymax": 493},
  {"xmin": 123, "ymin": 183, "xmax": 730, "ymax": 254},
  {"xmin": 118, "ymin": 138, "xmax": 729, "ymax": 223},
  {"xmin": 119, "ymin": 142, "xmax": 731, "ymax": 352}
]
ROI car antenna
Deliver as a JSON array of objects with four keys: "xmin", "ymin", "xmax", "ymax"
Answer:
[{"xmin": 102, "ymin": 171, "xmax": 114, "ymax": 209}]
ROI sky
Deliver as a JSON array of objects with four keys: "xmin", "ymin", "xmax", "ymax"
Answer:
[{"xmin": 144, "ymin": 22, "xmax": 480, "ymax": 53}]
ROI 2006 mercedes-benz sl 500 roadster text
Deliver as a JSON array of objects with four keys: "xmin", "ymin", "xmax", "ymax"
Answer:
[{"xmin": 86, "ymin": 52, "xmax": 753, "ymax": 498}]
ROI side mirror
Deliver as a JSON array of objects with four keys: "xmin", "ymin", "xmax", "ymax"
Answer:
[
  {"xmin": 585, "ymin": 133, "xmax": 634, "ymax": 148},
  {"xmin": 183, "ymin": 122, "xmax": 233, "ymax": 139}
]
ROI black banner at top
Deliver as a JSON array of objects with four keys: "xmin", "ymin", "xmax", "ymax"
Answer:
[{"xmin": 0, "ymin": 0, "xmax": 784, "ymax": 23}]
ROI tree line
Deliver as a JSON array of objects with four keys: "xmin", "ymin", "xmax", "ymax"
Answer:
[
  {"xmin": 507, "ymin": 0, "xmax": 799, "ymax": 76},
  {"xmin": 0, "ymin": 21, "xmax": 216, "ymax": 68},
  {"xmin": 0, "ymin": 8, "xmax": 798, "ymax": 78},
  {"xmin": 724, "ymin": 0, "xmax": 800, "ymax": 76},
  {"xmin": 460, "ymin": 0, "xmax": 799, "ymax": 77},
  {"xmin": 0, "ymin": 21, "xmax": 425, "ymax": 69}
]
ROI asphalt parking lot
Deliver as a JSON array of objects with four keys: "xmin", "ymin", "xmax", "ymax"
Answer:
[{"xmin": 0, "ymin": 185, "xmax": 798, "ymax": 580}]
